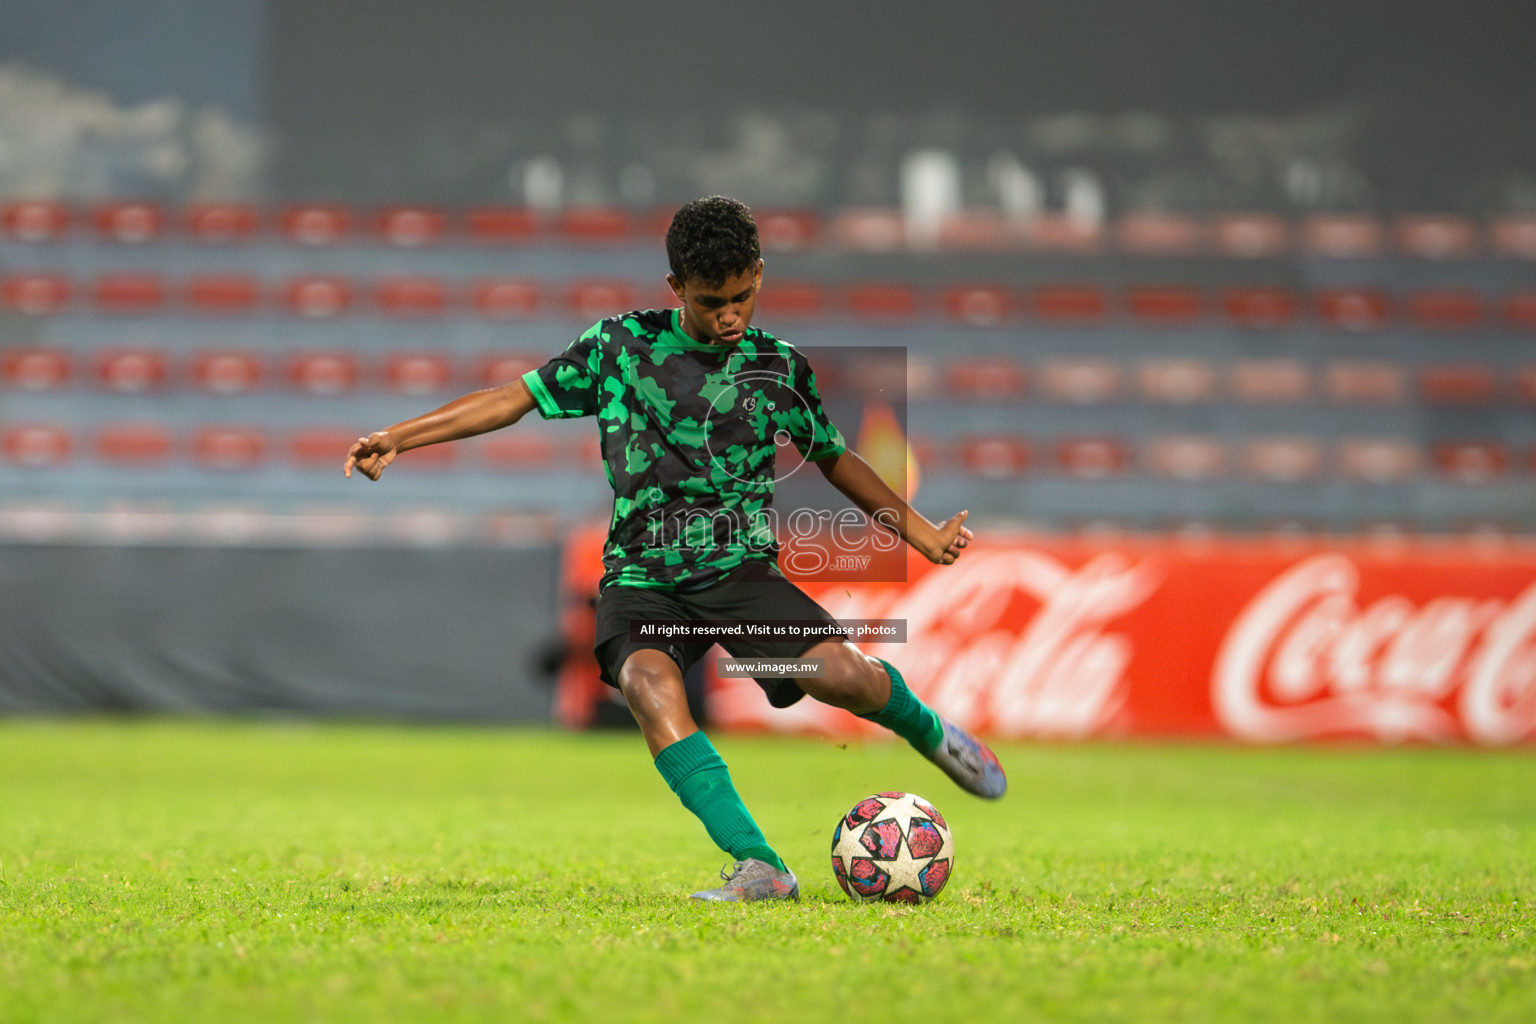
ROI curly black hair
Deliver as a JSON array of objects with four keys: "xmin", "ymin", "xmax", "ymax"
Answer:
[{"xmin": 665, "ymin": 196, "xmax": 761, "ymax": 288}]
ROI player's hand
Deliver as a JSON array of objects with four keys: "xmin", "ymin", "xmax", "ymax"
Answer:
[
  {"xmin": 928, "ymin": 509, "xmax": 972, "ymax": 565},
  {"xmin": 343, "ymin": 431, "xmax": 399, "ymax": 481}
]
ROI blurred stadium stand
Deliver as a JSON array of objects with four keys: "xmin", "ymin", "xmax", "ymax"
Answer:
[
  {"xmin": 4, "ymin": 199, "xmax": 1536, "ymax": 542},
  {"xmin": 4, "ymin": 1, "xmax": 1536, "ymax": 722}
]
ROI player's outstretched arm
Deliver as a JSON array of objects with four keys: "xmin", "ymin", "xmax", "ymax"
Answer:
[
  {"xmin": 344, "ymin": 378, "xmax": 537, "ymax": 481},
  {"xmin": 814, "ymin": 449, "xmax": 972, "ymax": 564}
]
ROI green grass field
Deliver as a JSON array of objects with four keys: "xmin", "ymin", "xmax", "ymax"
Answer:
[{"xmin": 1, "ymin": 720, "xmax": 1533, "ymax": 1023}]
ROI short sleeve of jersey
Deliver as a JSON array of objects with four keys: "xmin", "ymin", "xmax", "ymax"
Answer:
[
  {"xmin": 521, "ymin": 323, "xmax": 604, "ymax": 419},
  {"xmin": 793, "ymin": 355, "xmax": 847, "ymax": 461}
]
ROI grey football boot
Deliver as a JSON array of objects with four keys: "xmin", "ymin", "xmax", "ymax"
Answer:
[
  {"xmin": 690, "ymin": 858, "xmax": 800, "ymax": 902},
  {"xmin": 925, "ymin": 717, "xmax": 1008, "ymax": 799}
]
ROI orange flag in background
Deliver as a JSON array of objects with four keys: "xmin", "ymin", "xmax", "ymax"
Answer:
[{"xmin": 855, "ymin": 398, "xmax": 920, "ymax": 501}]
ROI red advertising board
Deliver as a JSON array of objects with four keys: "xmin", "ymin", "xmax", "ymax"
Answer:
[{"xmin": 560, "ymin": 528, "xmax": 1536, "ymax": 745}]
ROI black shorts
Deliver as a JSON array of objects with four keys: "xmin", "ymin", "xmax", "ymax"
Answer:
[{"xmin": 593, "ymin": 560, "xmax": 842, "ymax": 708}]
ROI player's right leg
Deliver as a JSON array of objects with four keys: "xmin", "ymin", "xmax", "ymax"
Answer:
[{"xmin": 613, "ymin": 648, "xmax": 798, "ymax": 902}]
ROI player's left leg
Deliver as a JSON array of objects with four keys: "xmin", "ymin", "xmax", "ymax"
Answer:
[
  {"xmin": 798, "ymin": 641, "xmax": 1007, "ymax": 800},
  {"xmin": 695, "ymin": 562, "xmax": 1006, "ymax": 800}
]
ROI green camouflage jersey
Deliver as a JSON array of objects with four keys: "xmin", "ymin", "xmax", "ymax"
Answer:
[{"xmin": 522, "ymin": 308, "xmax": 847, "ymax": 591}]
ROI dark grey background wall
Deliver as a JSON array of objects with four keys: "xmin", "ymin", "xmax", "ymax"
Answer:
[
  {"xmin": 6, "ymin": 1, "xmax": 1536, "ymax": 207},
  {"xmin": 0, "ymin": 0, "xmax": 262, "ymax": 118},
  {"xmin": 266, "ymin": 0, "xmax": 1536, "ymax": 118},
  {"xmin": 263, "ymin": 0, "xmax": 1536, "ymax": 205},
  {"xmin": 0, "ymin": 544, "xmax": 560, "ymax": 720}
]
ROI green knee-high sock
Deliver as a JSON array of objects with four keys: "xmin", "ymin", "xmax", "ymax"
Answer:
[
  {"xmin": 654, "ymin": 731, "xmax": 786, "ymax": 871},
  {"xmin": 857, "ymin": 660, "xmax": 945, "ymax": 754}
]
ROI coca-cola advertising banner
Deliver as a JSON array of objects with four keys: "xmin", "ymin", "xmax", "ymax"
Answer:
[{"xmin": 694, "ymin": 536, "xmax": 1536, "ymax": 746}]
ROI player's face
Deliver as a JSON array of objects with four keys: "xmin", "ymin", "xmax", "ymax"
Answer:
[{"xmin": 669, "ymin": 260, "xmax": 763, "ymax": 346}]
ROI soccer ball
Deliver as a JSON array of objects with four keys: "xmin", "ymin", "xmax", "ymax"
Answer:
[{"xmin": 830, "ymin": 791, "xmax": 954, "ymax": 903}]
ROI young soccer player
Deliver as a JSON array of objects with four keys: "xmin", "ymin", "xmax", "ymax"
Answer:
[{"xmin": 344, "ymin": 196, "xmax": 1006, "ymax": 901}]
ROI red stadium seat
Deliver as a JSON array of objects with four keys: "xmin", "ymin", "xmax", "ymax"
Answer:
[
  {"xmin": 184, "ymin": 203, "xmax": 260, "ymax": 243},
  {"xmin": 92, "ymin": 202, "xmax": 164, "ymax": 243},
  {"xmin": 289, "ymin": 427, "xmax": 357, "ymax": 468},
  {"xmin": 848, "ymin": 282, "xmax": 918, "ymax": 319},
  {"xmin": 1115, "ymin": 213, "xmax": 1202, "ymax": 256},
  {"xmin": 1395, "ymin": 215, "xmax": 1478, "ymax": 259},
  {"xmin": 645, "ymin": 281, "xmax": 681, "ymax": 313},
  {"xmin": 1501, "ymin": 292, "xmax": 1536, "ymax": 330},
  {"xmin": 941, "ymin": 284, "xmax": 1012, "ymax": 326},
  {"xmin": 958, "ymin": 435, "xmax": 1031, "ymax": 478},
  {"xmin": 755, "ymin": 210, "xmax": 821, "ymax": 252},
  {"xmin": 1243, "ymin": 437, "xmax": 1323, "ymax": 482},
  {"xmin": 1491, "ymin": 217, "xmax": 1536, "ymax": 260},
  {"xmin": 1, "ymin": 347, "xmax": 72, "ymax": 391},
  {"xmin": 1031, "ymin": 284, "xmax": 1106, "ymax": 324},
  {"xmin": 95, "ymin": 423, "xmax": 173, "ymax": 465},
  {"xmin": 937, "ymin": 211, "xmax": 1010, "ymax": 251},
  {"xmin": 375, "ymin": 207, "xmax": 445, "ymax": 247},
  {"xmin": 1337, "ymin": 437, "xmax": 1421, "ymax": 483},
  {"xmin": 1417, "ymin": 364, "xmax": 1499, "ymax": 404},
  {"xmin": 1055, "ymin": 436, "xmax": 1130, "ymax": 479},
  {"xmin": 0, "ymin": 423, "xmax": 72, "ymax": 467},
  {"xmin": 1023, "ymin": 215, "xmax": 1101, "ymax": 253},
  {"xmin": 905, "ymin": 357, "xmax": 942, "ymax": 401},
  {"xmin": 480, "ymin": 432, "xmax": 560, "ymax": 468},
  {"xmin": 637, "ymin": 208, "xmax": 676, "ymax": 243},
  {"xmin": 756, "ymin": 280, "xmax": 822, "ymax": 319},
  {"xmin": 1128, "ymin": 286, "xmax": 1203, "ymax": 323},
  {"xmin": 1406, "ymin": 290, "xmax": 1483, "ymax": 328},
  {"xmin": 566, "ymin": 280, "xmax": 637, "ymax": 320},
  {"xmin": 1230, "ymin": 359, "xmax": 1310, "ymax": 403},
  {"xmin": 184, "ymin": 274, "xmax": 261, "ymax": 315},
  {"xmin": 944, "ymin": 357, "xmax": 1027, "ymax": 399},
  {"xmin": 281, "ymin": 205, "xmax": 350, "ymax": 245},
  {"xmin": 2, "ymin": 201, "xmax": 70, "ymax": 242},
  {"xmin": 1222, "ymin": 287, "xmax": 1297, "ymax": 328},
  {"xmin": 1323, "ymin": 361, "xmax": 1406, "ymax": 404},
  {"xmin": 1137, "ymin": 358, "xmax": 1217, "ymax": 404},
  {"xmin": 464, "ymin": 207, "xmax": 540, "ymax": 243},
  {"xmin": 1, "ymin": 274, "xmax": 71, "ymax": 315},
  {"xmin": 477, "ymin": 352, "xmax": 544, "ymax": 387},
  {"xmin": 283, "ymin": 277, "xmax": 352, "ymax": 318},
  {"xmin": 390, "ymin": 440, "xmax": 458, "ymax": 471},
  {"xmin": 1039, "ymin": 358, "xmax": 1122, "ymax": 403},
  {"xmin": 903, "ymin": 434, "xmax": 945, "ymax": 470},
  {"xmin": 376, "ymin": 276, "xmax": 448, "ymax": 318},
  {"xmin": 836, "ymin": 358, "xmax": 907, "ymax": 401},
  {"xmin": 1212, "ymin": 214, "xmax": 1289, "ymax": 258},
  {"xmin": 1432, "ymin": 441, "xmax": 1509, "ymax": 483},
  {"xmin": 829, "ymin": 209, "xmax": 904, "ymax": 252},
  {"xmin": 472, "ymin": 278, "xmax": 542, "ymax": 319},
  {"xmin": 193, "ymin": 426, "xmax": 268, "ymax": 470},
  {"xmin": 1316, "ymin": 288, "xmax": 1389, "ymax": 331},
  {"xmin": 189, "ymin": 351, "xmax": 264, "ymax": 395},
  {"xmin": 92, "ymin": 273, "xmax": 167, "ymax": 313},
  {"xmin": 95, "ymin": 349, "xmax": 168, "ymax": 393},
  {"xmin": 1144, "ymin": 435, "xmax": 1228, "ymax": 481},
  {"xmin": 556, "ymin": 207, "xmax": 633, "ymax": 243},
  {"xmin": 568, "ymin": 437, "xmax": 604, "ymax": 471},
  {"xmin": 1514, "ymin": 367, "xmax": 1536, "ymax": 403},
  {"xmin": 287, "ymin": 352, "xmax": 358, "ymax": 395},
  {"xmin": 1303, "ymin": 215, "xmax": 1383, "ymax": 258},
  {"xmin": 385, "ymin": 352, "xmax": 454, "ymax": 395}
]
